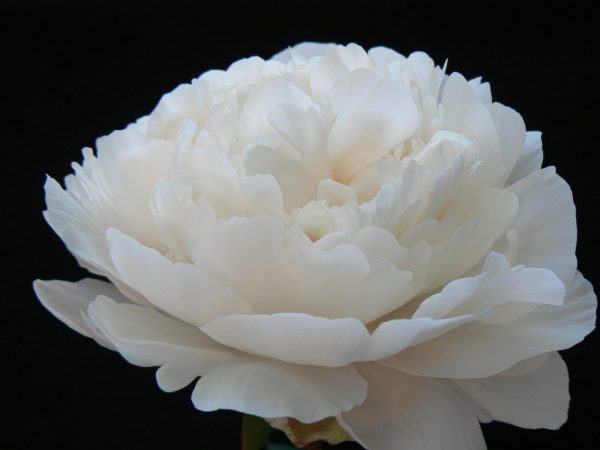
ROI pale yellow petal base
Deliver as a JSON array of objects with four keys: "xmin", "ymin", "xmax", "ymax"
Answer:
[{"xmin": 267, "ymin": 416, "xmax": 352, "ymax": 448}]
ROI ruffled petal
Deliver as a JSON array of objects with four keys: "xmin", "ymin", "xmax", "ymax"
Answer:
[
  {"xmin": 380, "ymin": 271, "xmax": 595, "ymax": 378},
  {"xmin": 192, "ymin": 360, "xmax": 367, "ymax": 423},
  {"xmin": 192, "ymin": 217, "xmax": 413, "ymax": 323},
  {"xmin": 87, "ymin": 296, "xmax": 247, "ymax": 392}
]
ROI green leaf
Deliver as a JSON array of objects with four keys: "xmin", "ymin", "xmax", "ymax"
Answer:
[{"xmin": 241, "ymin": 414, "xmax": 274, "ymax": 450}]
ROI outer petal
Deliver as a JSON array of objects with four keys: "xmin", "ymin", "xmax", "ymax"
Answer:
[
  {"xmin": 202, "ymin": 313, "xmax": 370, "ymax": 367},
  {"xmin": 506, "ymin": 166, "xmax": 577, "ymax": 285},
  {"xmin": 488, "ymin": 102, "xmax": 526, "ymax": 184},
  {"xmin": 414, "ymin": 252, "xmax": 565, "ymax": 320},
  {"xmin": 107, "ymin": 227, "xmax": 253, "ymax": 325},
  {"xmin": 44, "ymin": 176, "xmax": 154, "ymax": 307},
  {"xmin": 339, "ymin": 363, "xmax": 485, "ymax": 450},
  {"xmin": 363, "ymin": 315, "xmax": 477, "ymax": 361},
  {"xmin": 33, "ymin": 278, "xmax": 127, "ymax": 337},
  {"xmin": 454, "ymin": 352, "xmax": 569, "ymax": 429},
  {"xmin": 380, "ymin": 271, "xmax": 595, "ymax": 378},
  {"xmin": 192, "ymin": 360, "xmax": 367, "ymax": 424},
  {"xmin": 43, "ymin": 176, "xmax": 111, "ymax": 276},
  {"xmin": 363, "ymin": 252, "xmax": 563, "ymax": 363},
  {"xmin": 505, "ymin": 131, "xmax": 543, "ymax": 185},
  {"xmin": 87, "ymin": 296, "xmax": 248, "ymax": 392}
]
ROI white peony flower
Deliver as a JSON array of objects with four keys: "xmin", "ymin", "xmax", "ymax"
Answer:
[{"xmin": 34, "ymin": 42, "xmax": 596, "ymax": 449}]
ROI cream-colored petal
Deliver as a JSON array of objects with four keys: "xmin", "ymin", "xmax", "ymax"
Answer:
[
  {"xmin": 505, "ymin": 131, "xmax": 543, "ymax": 185},
  {"xmin": 192, "ymin": 217, "xmax": 412, "ymax": 322},
  {"xmin": 87, "ymin": 296, "xmax": 248, "ymax": 392},
  {"xmin": 107, "ymin": 228, "xmax": 252, "ymax": 325},
  {"xmin": 455, "ymin": 352, "xmax": 569, "ymax": 429},
  {"xmin": 339, "ymin": 363, "xmax": 486, "ymax": 450},
  {"xmin": 380, "ymin": 272, "xmax": 595, "ymax": 378},
  {"xmin": 192, "ymin": 360, "xmax": 367, "ymax": 424},
  {"xmin": 506, "ymin": 167, "xmax": 577, "ymax": 285},
  {"xmin": 202, "ymin": 313, "xmax": 370, "ymax": 367},
  {"xmin": 326, "ymin": 69, "xmax": 419, "ymax": 182},
  {"xmin": 33, "ymin": 278, "xmax": 127, "ymax": 337}
]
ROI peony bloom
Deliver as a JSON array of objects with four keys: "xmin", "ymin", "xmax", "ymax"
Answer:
[{"xmin": 34, "ymin": 42, "xmax": 596, "ymax": 449}]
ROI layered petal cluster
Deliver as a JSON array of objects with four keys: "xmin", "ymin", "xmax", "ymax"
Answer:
[{"xmin": 35, "ymin": 43, "xmax": 596, "ymax": 449}]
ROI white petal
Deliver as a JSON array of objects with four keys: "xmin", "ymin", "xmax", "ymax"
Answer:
[
  {"xmin": 46, "ymin": 206, "xmax": 150, "ymax": 307},
  {"xmin": 93, "ymin": 127, "xmax": 171, "ymax": 232},
  {"xmin": 348, "ymin": 225, "xmax": 407, "ymax": 265},
  {"xmin": 182, "ymin": 141, "xmax": 286, "ymax": 218},
  {"xmin": 380, "ymin": 271, "xmax": 595, "ymax": 378},
  {"xmin": 43, "ymin": 176, "xmax": 110, "ymax": 275},
  {"xmin": 405, "ymin": 51, "xmax": 444, "ymax": 97},
  {"xmin": 367, "ymin": 46, "xmax": 406, "ymax": 68},
  {"xmin": 33, "ymin": 278, "xmax": 126, "ymax": 337},
  {"xmin": 414, "ymin": 188, "xmax": 519, "ymax": 292},
  {"xmin": 326, "ymin": 69, "xmax": 419, "ymax": 182},
  {"xmin": 316, "ymin": 178, "xmax": 356, "ymax": 206},
  {"xmin": 308, "ymin": 45, "xmax": 354, "ymax": 97},
  {"xmin": 238, "ymin": 76, "xmax": 315, "ymax": 142},
  {"xmin": 363, "ymin": 315, "xmax": 477, "ymax": 361},
  {"xmin": 271, "ymin": 42, "xmax": 332, "ymax": 63},
  {"xmin": 268, "ymin": 103, "xmax": 328, "ymax": 158},
  {"xmin": 372, "ymin": 182, "xmax": 422, "ymax": 238},
  {"xmin": 506, "ymin": 167, "xmax": 577, "ymax": 285},
  {"xmin": 107, "ymin": 228, "xmax": 252, "ymax": 325},
  {"xmin": 226, "ymin": 56, "xmax": 284, "ymax": 83},
  {"xmin": 192, "ymin": 360, "xmax": 367, "ymax": 423},
  {"xmin": 365, "ymin": 253, "xmax": 563, "ymax": 363},
  {"xmin": 243, "ymin": 137, "xmax": 324, "ymax": 211},
  {"xmin": 455, "ymin": 352, "xmax": 569, "ymax": 429},
  {"xmin": 339, "ymin": 363, "xmax": 485, "ymax": 450},
  {"xmin": 505, "ymin": 131, "xmax": 543, "ymax": 185},
  {"xmin": 87, "ymin": 296, "xmax": 247, "ymax": 392},
  {"xmin": 192, "ymin": 217, "xmax": 413, "ymax": 322},
  {"xmin": 468, "ymin": 77, "xmax": 492, "ymax": 104},
  {"xmin": 414, "ymin": 254, "xmax": 564, "ymax": 320},
  {"xmin": 292, "ymin": 245, "xmax": 413, "ymax": 323},
  {"xmin": 80, "ymin": 309, "xmax": 117, "ymax": 350},
  {"xmin": 441, "ymin": 73, "xmax": 503, "ymax": 187},
  {"xmin": 150, "ymin": 180, "xmax": 216, "ymax": 261},
  {"xmin": 147, "ymin": 83, "xmax": 209, "ymax": 140},
  {"xmin": 488, "ymin": 102, "xmax": 526, "ymax": 184},
  {"xmin": 201, "ymin": 313, "xmax": 370, "ymax": 367}
]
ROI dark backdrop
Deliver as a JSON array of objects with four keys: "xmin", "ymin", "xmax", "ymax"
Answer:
[{"xmin": 4, "ymin": 1, "xmax": 598, "ymax": 449}]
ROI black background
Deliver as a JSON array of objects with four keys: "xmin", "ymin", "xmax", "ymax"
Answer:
[{"xmin": 3, "ymin": 1, "xmax": 599, "ymax": 449}]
